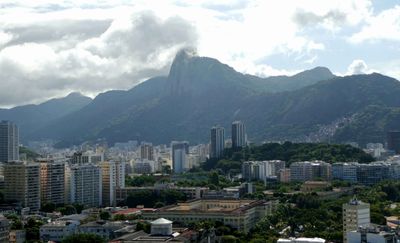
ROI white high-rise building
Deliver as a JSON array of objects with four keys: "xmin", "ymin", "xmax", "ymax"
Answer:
[
  {"xmin": 171, "ymin": 141, "xmax": 189, "ymax": 174},
  {"xmin": 343, "ymin": 199, "xmax": 370, "ymax": 243},
  {"xmin": 65, "ymin": 164, "xmax": 102, "ymax": 207},
  {"xmin": 115, "ymin": 160, "xmax": 126, "ymax": 188},
  {"xmin": 0, "ymin": 121, "xmax": 19, "ymax": 162},
  {"xmin": 4, "ymin": 161, "xmax": 40, "ymax": 212},
  {"xmin": 232, "ymin": 121, "xmax": 247, "ymax": 149},
  {"xmin": 210, "ymin": 126, "xmax": 225, "ymax": 159}
]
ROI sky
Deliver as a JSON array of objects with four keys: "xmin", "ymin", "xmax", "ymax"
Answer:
[{"xmin": 0, "ymin": 0, "xmax": 399, "ymax": 107}]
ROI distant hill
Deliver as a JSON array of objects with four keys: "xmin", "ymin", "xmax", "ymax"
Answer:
[
  {"xmin": 9, "ymin": 50, "xmax": 400, "ymax": 147},
  {"xmin": 204, "ymin": 142, "xmax": 375, "ymax": 171},
  {"xmin": 0, "ymin": 92, "xmax": 92, "ymax": 140}
]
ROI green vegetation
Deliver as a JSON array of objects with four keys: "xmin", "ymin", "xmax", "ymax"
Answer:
[
  {"xmin": 62, "ymin": 233, "xmax": 105, "ymax": 243},
  {"xmin": 19, "ymin": 146, "xmax": 40, "ymax": 161},
  {"xmin": 123, "ymin": 189, "xmax": 187, "ymax": 208},
  {"xmin": 170, "ymin": 180, "xmax": 400, "ymax": 242},
  {"xmin": 99, "ymin": 211, "xmax": 111, "ymax": 220},
  {"xmin": 126, "ymin": 175, "xmax": 156, "ymax": 187},
  {"xmin": 25, "ymin": 218, "xmax": 44, "ymax": 242},
  {"xmin": 174, "ymin": 171, "xmax": 239, "ymax": 189},
  {"xmin": 204, "ymin": 142, "xmax": 374, "ymax": 171}
]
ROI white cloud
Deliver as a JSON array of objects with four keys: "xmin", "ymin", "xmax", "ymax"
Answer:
[
  {"xmin": 346, "ymin": 59, "xmax": 376, "ymax": 75},
  {"xmin": 350, "ymin": 5, "xmax": 400, "ymax": 43},
  {"xmin": 0, "ymin": 31, "xmax": 13, "ymax": 47},
  {"xmin": 0, "ymin": 0, "xmax": 382, "ymax": 107},
  {"xmin": 0, "ymin": 10, "xmax": 196, "ymax": 107}
]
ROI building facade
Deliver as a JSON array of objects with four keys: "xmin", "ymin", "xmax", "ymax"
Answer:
[
  {"xmin": 343, "ymin": 199, "xmax": 370, "ymax": 243},
  {"xmin": 231, "ymin": 121, "xmax": 246, "ymax": 150},
  {"xmin": 210, "ymin": 126, "xmax": 225, "ymax": 159},
  {"xmin": 290, "ymin": 161, "xmax": 331, "ymax": 182},
  {"xmin": 140, "ymin": 143, "xmax": 154, "ymax": 161},
  {"xmin": 4, "ymin": 162, "xmax": 40, "ymax": 212},
  {"xmin": 0, "ymin": 121, "xmax": 19, "ymax": 162},
  {"xmin": 171, "ymin": 141, "xmax": 189, "ymax": 174},
  {"xmin": 141, "ymin": 199, "xmax": 278, "ymax": 233},
  {"xmin": 38, "ymin": 158, "xmax": 66, "ymax": 205},
  {"xmin": 387, "ymin": 131, "xmax": 400, "ymax": 154},
  {"xmin": 65, "ymin": 164, "xmax": 102, "ymax": 207}
]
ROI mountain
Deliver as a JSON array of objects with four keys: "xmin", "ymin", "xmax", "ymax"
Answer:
[
  {"xmin": 0, "ymin": 92, "xmax": 92, "ymax": 140},
  {"xmin": 260, "ymin": 66, "xmax": 335, "ymax": 92},
  {"xmin": 22, "ymin": 51, "xmax": 400, "ymax": 146},
  {"xmin": 28, "ymin": 51, "xmax": 337, "ymax": 146},
  {"xmin": 240, "ymin": 73, "xmax": 400, "ymax": 144}
]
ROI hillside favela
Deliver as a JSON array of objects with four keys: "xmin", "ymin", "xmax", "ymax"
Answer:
[{"xmin": 1, "ymin": 1, "xmax": 400, "ymax": 243}]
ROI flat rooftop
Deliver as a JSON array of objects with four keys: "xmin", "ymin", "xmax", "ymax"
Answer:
[{"xmin": 156, "ymin": 199, "xmax": 266, "ymax": 214}]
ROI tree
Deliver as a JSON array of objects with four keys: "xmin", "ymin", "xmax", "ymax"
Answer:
[
  {"xmin": 99, "ymin": 211, "xmax": 111, "ymax": 220},
  {"xmin": 25, "ymin": 218, "xmax": 44, "ymax": 242},
  {"xmin": 113, "ymin": 214, "xmax": 126, "ymax": 221},
  {"xmin": 41, "ymin": 202, "xmax": 56, "ymax": 212},
  {"xmin": 208, "ymin": 171, "xmax": 220, "ymax": 186},
  {"xmin": 62, "ymin": 233, "xmax": 105, "ymax": 243},
  {"xmin": 221, "ymin": 235, "xmax": 238, "ymax": 243},
  {"xmin": 136, "ymin": 221, "xmax": 151, "ymax": 233}
]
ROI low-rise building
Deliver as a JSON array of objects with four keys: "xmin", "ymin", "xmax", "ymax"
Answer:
[
  {"xmin": 301, "ymin": 181, "xmax": 331, "ymax": 192},
  {"xmin": 9, "ymin": 230, "xmax": 25, "ymax": 243},
  {"xmin": 141, "ymin": 199, "xmax": 278, "ymax": 233},
  {"xmin": 347, "ymin": 226, "xmax": 398, "ymax": 243},
  {"xmin": 0, "ymin": 215, "xmax": 9, "ymax": 243},
  {"xmin": 278, "ymin": 237, "xmax": 325, "ymax": 243},
  {"xmin": 40, "ymin": 220, "xmax": 79, "ymax": 242},
  {"xmin": 79, "ymin": 221, "xmax": 127, "ymax": 240},
  {"xmin": 290, "ymin": 161, "xmax": 331, "ymax": 182}
]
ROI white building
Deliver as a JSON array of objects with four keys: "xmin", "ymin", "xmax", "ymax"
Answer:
[
  {"xmin": 347, "ymin": 226, "xmax": 398, "ymax": 243},
  {"xmin": 40, "ymin": 220, "xmax": 79, "ymax": 242},
  {"xmin": 343, "ymin": 199, "xmax": 370, "ymax": 243},
  {"xmin": 278, "ymin": 238, "xmax": 325, "ymax": 243},
  {"xmin": 115, "ymin": 160, "xmax": 126, "ymax": 188},
  {"xmin": 150, "ymin": 218, "xmax": 172, "ymax": 236},
  {"xmin": 171, "ymin": 141, "xmax": 189, "ymax": 174},
  {"xmin": 65, "ymin": 164, "xmax": 102, "ymax": 207},
  {"xmin": 133, "ymin": 159, "xmax": 159, "ymax": 174},
  {"xmin": 242, "ymin": 160, "xmax": 285, "ymax": 182}
]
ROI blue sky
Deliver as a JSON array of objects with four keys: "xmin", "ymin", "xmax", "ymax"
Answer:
[{"xmin": 0, "ymin": 0, "xmax": 399, "ymax": 107}]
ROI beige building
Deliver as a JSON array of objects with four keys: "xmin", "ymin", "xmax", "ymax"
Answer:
[
  {"xmin": 4, "ymin": 162, "xmax": 40, "ymax": 212},
  {"xmin": 142, "ymin": 199, "xmax": 278, "ymax": 233},
  {"xmin": 38, "ymin": 158, "xmax": 66, "ymax": 205},
  {"xmin": 343, "ymin": 199, "xmax": 370, "ymax": 243},
  {"xmin": 9, "ymin": 230, "xmax": 25, "ymax": 243},
  {"xmin": 100, "ymin": 161, "xmax": 117, "ymax": 206}
]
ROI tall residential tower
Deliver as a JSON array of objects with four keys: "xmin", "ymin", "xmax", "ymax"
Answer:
[
  {"xmin": 232, "ymin": 121, "xmax": 246, "ymax": 149},
  {"xmin": 0, "ymin": 121, "xmax": 19, "ymax": 162},
  {"xmin": 210, "ymin": 126, "xmax": 225, "ymax": 159}
]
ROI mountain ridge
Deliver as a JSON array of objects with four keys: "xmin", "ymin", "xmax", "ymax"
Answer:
[{"xmin": 3, "ymin": 51, "xmax": 399, "ymax": 147}]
